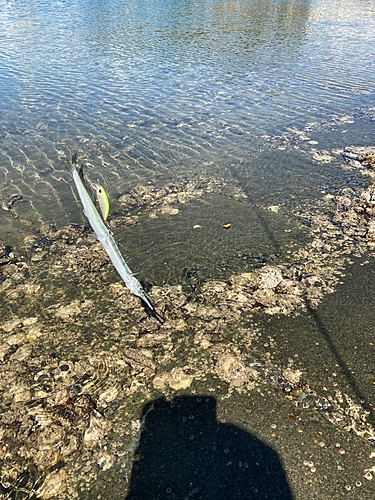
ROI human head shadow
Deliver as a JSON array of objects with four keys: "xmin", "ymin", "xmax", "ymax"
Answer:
[{"xmin": 126, "ymin": 396, "xmax": 293, "ymax": 500}]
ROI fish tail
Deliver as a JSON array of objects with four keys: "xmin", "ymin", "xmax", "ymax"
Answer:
[{"xmin": 63, "ymin": 151, "xmax": 78, "ymax": 173}]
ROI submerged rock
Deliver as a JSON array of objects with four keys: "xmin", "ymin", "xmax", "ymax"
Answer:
[
  {"xmin": 118, "ymin": 180, "xmax": 216, "ymax": 212},
  {"xmin": 0, "ymin": 241, "xmax": 11, "ymax": 264},
  {"xmin": 152, "ymin": 372, "xmax": 171, "ymax": 390},
  {"xmin": 214, "ymin": 352, "xmax": 259, "ymax": 389},
  {"xmin": 36, "ymin": 470, "xmax": 67, "ymax": 499},
  {"xmin": 83, "ymin": 410, "xmax": 112, "ymax": 449},
  {"xmin": 283, "ymin": 368, "xmax": 303, "ymax": 385},
  {"xmin": 0, "ymin": 194, "xmax": 23, "ymax": 212},
  {"xmin": 168, "ymin": 368, "xmax": 193, "ymax": 390}
]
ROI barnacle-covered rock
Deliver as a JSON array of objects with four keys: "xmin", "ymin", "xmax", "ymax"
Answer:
[
  {"xmin": 83, "ymin": 410, "xmax": 111, "ymax": 449},
  {"xmin": 98, "ymin": 386, "xmax": 119, "ymax": 405},
  {"xmin": 0, "ymin": 241, "xmax": 11, "ymax": 264},
  {"xmin": 214, "ymin": 352, "xmax": 259, "ymax": 389},
  {"xmin": 35, "ymin": 424, "xmax": 65, "ymax": 452},
  {"xmin": 36, "ymin": 469, "xmax": 67, "ymax": 499},
  {"xmin": 2, "ymin": 163, "xmax": 375, "ymax": 499},
  {"xmin": 283, "ymin": 368, "xmax": 303, "ymax": 385},
  {"xmin": 45, "ymin": 299, "xmax": 92, "ymax": 320},
  {"xmin": 362, "ymin": 151, "xmax": 375, "ymax": 168},
  {"xmin": 152, "ymin": 372, "xmax": 170, "ymax": 390},
  {"xmin": 137, "ymin": 332, "xmax": 173, "ymax": 350},
  {"xmin": 10, "ymin": 344, "xmax": 32, "ymax": 362},
  {"xmin": 168, "ymin": 367, "xmax": 193, "ymax": 390}
]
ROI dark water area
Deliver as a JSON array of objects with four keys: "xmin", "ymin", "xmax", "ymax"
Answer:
[{"xmin": 1, "ymin": 1, "xmax": 375, "ymax": 499}]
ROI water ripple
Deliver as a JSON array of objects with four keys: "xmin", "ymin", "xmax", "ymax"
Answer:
[{"xmin": 0, "ymin": 0, "xmax": 374, "ymax": 246}]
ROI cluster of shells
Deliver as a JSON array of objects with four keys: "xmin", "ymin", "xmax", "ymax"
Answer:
[
  {"xmin": 117, "ymin": 177, "xmax": 244, "ymax": 212},
  {"xmin": 312, "ymin": 147, "xmax": 375, "ymax": 246}
]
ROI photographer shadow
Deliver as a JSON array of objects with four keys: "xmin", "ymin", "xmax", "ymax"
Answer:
[{"xmin": 126, "ymin": 396, "xmax": 293, "ymax": 500}]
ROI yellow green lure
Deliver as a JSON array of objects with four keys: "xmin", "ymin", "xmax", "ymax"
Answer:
[{"xmin": 92, "ymin": 183, "xmax": 109, "ymax": 221}]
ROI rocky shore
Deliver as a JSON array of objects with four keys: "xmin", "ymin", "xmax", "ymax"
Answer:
[{"xmin": 1, "ymin": 147, "xmax": 375, "ymax": 499}]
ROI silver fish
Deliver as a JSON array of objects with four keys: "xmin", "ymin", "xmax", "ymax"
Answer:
[{"xmin": 64, "ymin": 153, "xmax": 153, "ymax": 310}]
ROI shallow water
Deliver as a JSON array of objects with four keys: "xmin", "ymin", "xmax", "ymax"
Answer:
[
  {"xmin": 1, "ymin": 0, "xmax": 375, "ymax": 499},
  {"xmin": 1, "ymin": 0, "xmax": 375, "ymax": 247}
]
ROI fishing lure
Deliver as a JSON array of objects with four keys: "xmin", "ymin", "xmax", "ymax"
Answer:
[{"xmin": 92, "ymin": 183, "xmax": 110, "ymax": 221}]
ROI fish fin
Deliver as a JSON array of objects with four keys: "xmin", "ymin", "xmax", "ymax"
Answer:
[
  {"xmin": 78, "ymin": 168, "xmax": 99, "ymax": 207},
  {"xmin": 79, "ymin": 164, "xmax": 96, "ymax": 197},
  {"xmin": 63, "ymin": 151, "xmax": 79, "ymax": 173},
  {"xmin": 78, "ymin": 164, "xmax": 85, "ymax": 184},
  {"xmin": 87, "ymin": 232, "xmax": 98, "ymax": 240}
]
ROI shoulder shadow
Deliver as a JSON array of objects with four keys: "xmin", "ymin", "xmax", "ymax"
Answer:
[{"xmin": 126, "ymin": 395, "xmax": 293, "ymax": 500}]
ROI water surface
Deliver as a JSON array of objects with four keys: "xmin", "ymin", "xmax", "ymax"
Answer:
[{"xmin": 1, "ymin": 0, "xmax": 374, "ymax": 255}]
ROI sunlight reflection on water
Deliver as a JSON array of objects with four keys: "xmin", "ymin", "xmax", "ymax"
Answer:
[{"xmin": 0, "ymin": 0, "xmax": 374, "ymax": 251}]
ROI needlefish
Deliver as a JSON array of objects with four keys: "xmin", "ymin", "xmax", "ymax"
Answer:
[{"xmin": 64, "ymin": 152, "xmax": 154, "ymax": 310}]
